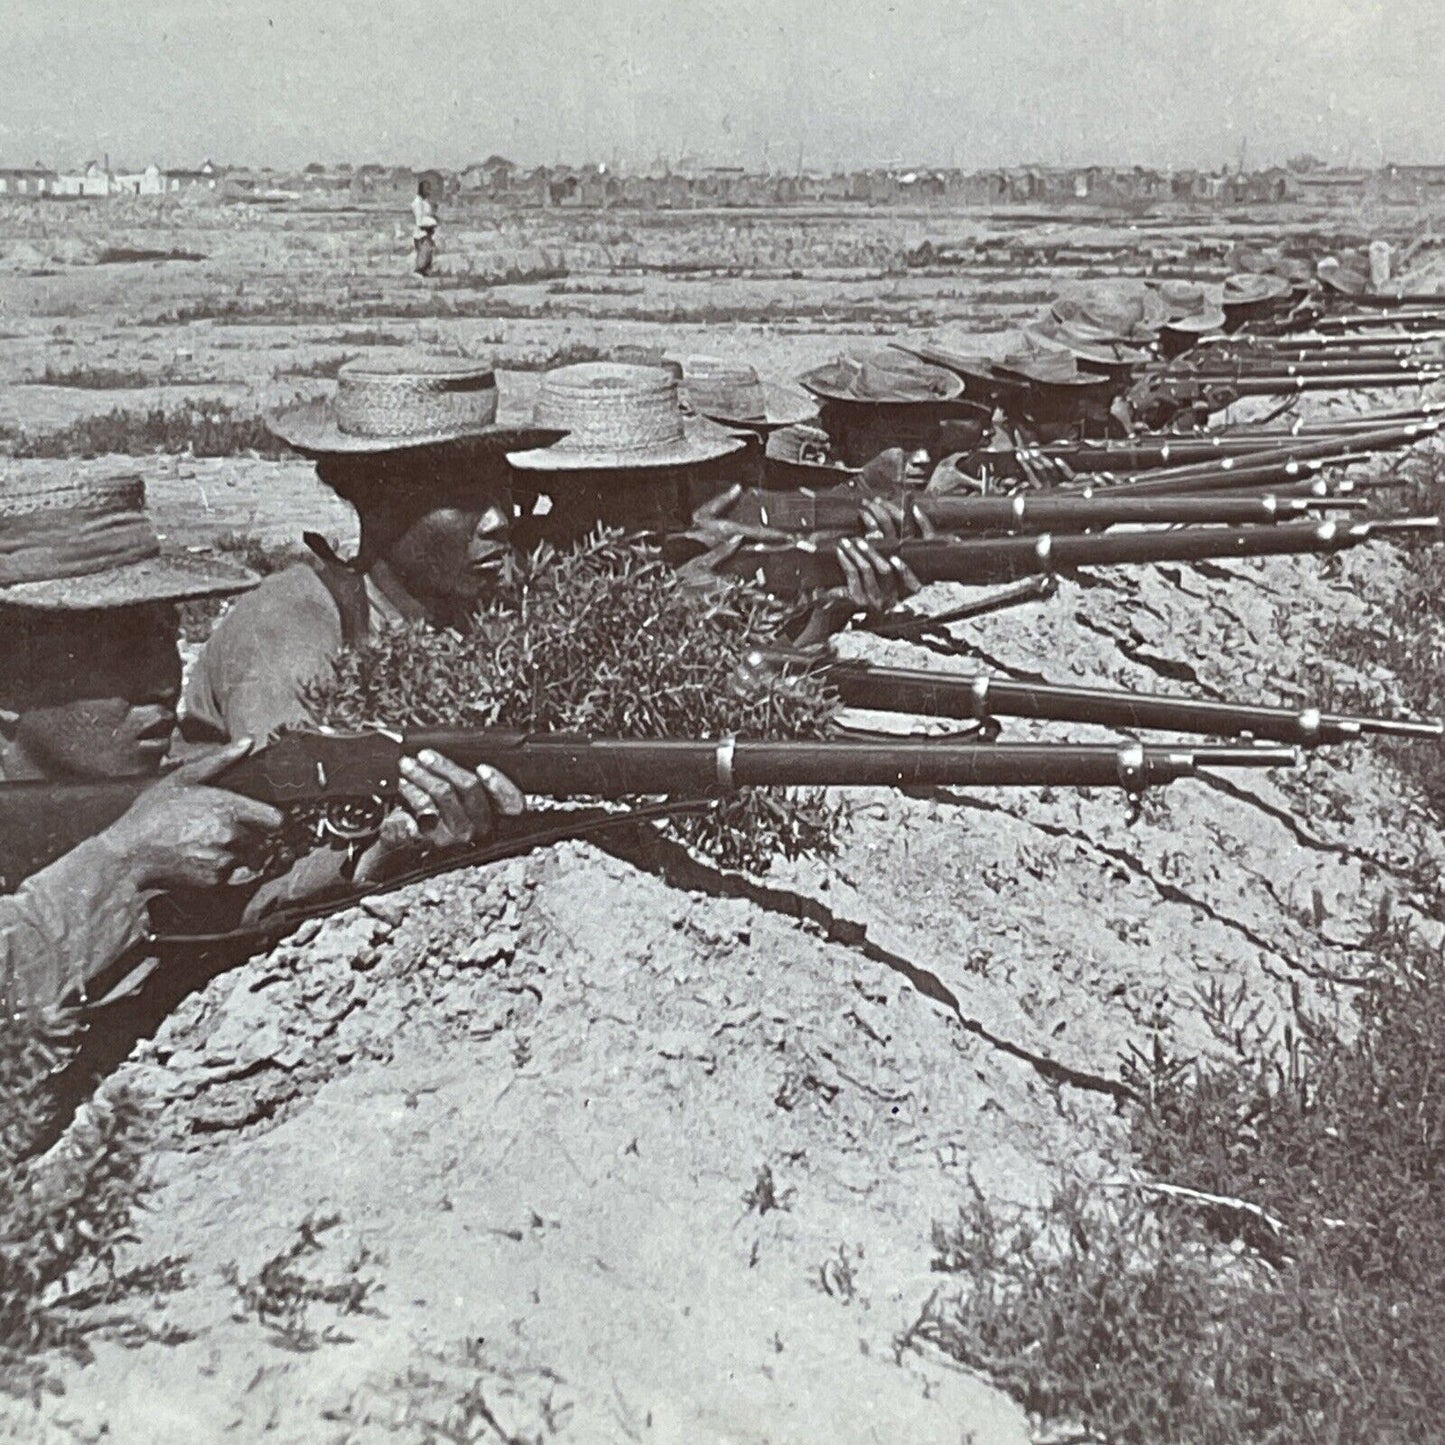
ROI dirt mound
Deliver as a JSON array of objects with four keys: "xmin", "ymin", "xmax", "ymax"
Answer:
[{"xmin": 25, "ymin": 491, "xmax": 1439, "ymax": 1441}]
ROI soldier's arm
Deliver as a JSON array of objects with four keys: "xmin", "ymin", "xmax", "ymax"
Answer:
[{"xmin": 0, "ymin": 837, "xmax": 153, "ymax": 1017}]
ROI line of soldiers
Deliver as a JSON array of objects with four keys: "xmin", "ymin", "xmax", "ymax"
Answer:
[
  {"xmin": 0, "ymin": 352, "xmax": 914, "ymax": 1018},
  {"xmin": 5, "ymin": 255, "xmax": 1442, "ymax": 1021}
]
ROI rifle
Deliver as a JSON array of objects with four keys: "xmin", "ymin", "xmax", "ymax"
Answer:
[
  {"xmin": 0, "ymin": 729, "xmax": 1298, "ymax": 892},
  {"xmin": 1185, "ymin": 356, "xmax": 1445, "ymax": 380},
  {"xmin": 822, "ymin": 662, "xmax": 1443, "ymax": 747},
  {"xmin": 1146, "ymin": 371, "xmax": 1444, "ymax": 397},
  {"xmin": 998, "ymin": 418, "xmax": 1437, "ymax": 480},
  {"xmin": 1069, "ymin": 453, "xmax": 1373, "ymax": 498},
  {"xmin": 717, "ymin": 487, "xmax": 1356, "ymax": 536},
  {"xmin": 706, "ymin": 517, "xmax": 1439, "ymax": 595},
  {"xmin": 1217, "ymin": 332, "xmax": 1445, "ymax": 353}
]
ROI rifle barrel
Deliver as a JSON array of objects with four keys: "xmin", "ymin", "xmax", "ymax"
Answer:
[
  {"xmin": 825, "ymin": 664, "xmax": 1445, "ymax": 746},
  {"xmin": 727, "ymin": 518, "xmax": 1440, "ymax": 592},
  {"xmin": 404, "ymin": 733, "xmax": 1293, "ymax": 793},
  {"xmin": 731, "ymin": 488, "xmax": 1345, "ymax": 535}
]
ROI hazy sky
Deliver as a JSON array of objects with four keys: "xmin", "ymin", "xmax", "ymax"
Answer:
[{"xmin": 4, "ymin": 0, "xmax": 1442, "ymax": 171}]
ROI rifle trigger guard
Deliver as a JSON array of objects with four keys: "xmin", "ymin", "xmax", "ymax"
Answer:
[
  {"xmin": 1115, "ymin": 742, "xmax": 1147, "ymax": 794},
  {"xmin": 716, "ymin": 736, "xmax": 737, "ymax": 793}
]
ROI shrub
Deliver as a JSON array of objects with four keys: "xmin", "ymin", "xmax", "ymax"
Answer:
[
  {"xmin": 0, "ymin": 400, "xmax": 288, "ymax": 459},
  {"xmin": 911, "ymin": 934, "xmax": 1445, "ymax": 1445},
  {"xmin": 0, "ymin": 1011, "xmax": 172, "ymax": 1401},
  {"xmin": 272, "ymin": 352, "xmax": 357, "ymax": 380},
  {"xmin": 23, "ymin": 365, "xmax": 156, "ymax": 390},
  {"xmin": 308, "ymin": 534, "xmax": 842, "ymax": 871}
]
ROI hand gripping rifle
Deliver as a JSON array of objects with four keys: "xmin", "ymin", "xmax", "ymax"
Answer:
[
  {"xmin": 707, "ymin": 517, "xmax": 1440, "ymax": 597},
  {"xmin": 0, "ymin": 729, "xmax": 1298, "ymax": 898},
  {"xmin": 821, "ymin": 662, "xmax": 1444, "ymax": 748}
]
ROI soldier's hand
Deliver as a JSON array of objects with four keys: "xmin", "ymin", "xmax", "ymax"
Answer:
[
  {"xmin": 791, "ymin": 538, "xmax": 924, "ymax": 647},
  {"xmin": 686, "ymin": 483, "xmax": 793, "ymax": 546},
  {"xmin": 355, "ymin": 750, "xmax": 525, "ymax": 883},
  {"xmin": 858, "ymin": 496, "xmax": 937, "ymax": 542},
  {"xmin": 101, "ymin": 738, "xmax": 285, "ymax": 889},
  {"xmin": 831, "ymin": 536, "xmax": 923, "ymax": 614}
]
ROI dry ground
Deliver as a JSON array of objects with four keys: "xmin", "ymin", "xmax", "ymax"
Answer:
[{"xmin": 2, "ymin": 196, "xmax": 1444, "ymax": 1442}]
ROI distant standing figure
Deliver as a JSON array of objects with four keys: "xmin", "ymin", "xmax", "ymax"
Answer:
[{"xmin": 412, "ymin": 179, "xmax": 438, "ymax": 276}]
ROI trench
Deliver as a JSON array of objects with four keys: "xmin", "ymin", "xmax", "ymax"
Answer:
[
  {"xmin": 595, "ymin": 823, "xmax": 1136, "ymax": 1101},
  {"xmin": 904, "ymin": 788, "xmax": 1369, "ymax": 988}
]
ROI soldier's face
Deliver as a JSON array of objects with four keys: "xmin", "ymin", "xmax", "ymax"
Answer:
[
  {"xmin": 5, "ymin": 604, "xmax": 182, "ymax": 779},
  {"xmin": 389, "ymin": 482, "xmax": 514, "ymax": 604}
]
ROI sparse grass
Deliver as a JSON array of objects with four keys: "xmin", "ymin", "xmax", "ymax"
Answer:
[
  {"xmin": 273, "ymin": 351, "xmax": 357, "ymax": 379},
  {"xmin": 0, "ymin": 1011, "xmax": 180, "ymax": 1402},
  {"xmin": 308, "ymin": 533, "xmax": 843, "ymax": 871},
  {"xmin": 900, "ymin": 438, "xmax": 1445, "ymax": 1441},
  {"xmin": 742, "ymin": 1164, "xmax": 794, "ymax": 1216},
  {"xmin": 0, "ymin": 399, "xmax": 289, "ymax": 459},
  {"xmin": 910, "ymin": 935, "xmax": 1445, "ymax": 1443},
  {"xmin": 221, "ymin": 1211, "xmax": 381, "ymax": 1353},
  {"xmin": 23, "ymin": 364, "xmax": 157, "ymax": 389}
]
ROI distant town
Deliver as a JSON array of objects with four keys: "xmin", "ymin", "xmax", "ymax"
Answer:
[{"xmin": 1, "ymin": 155, "xmax": 1443, "ymax": 209}]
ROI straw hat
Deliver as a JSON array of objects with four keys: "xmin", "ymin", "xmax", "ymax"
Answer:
[
  {"xmin": 1221, "ymin": 273, "xmax": 1292, "ymax": 306},
  {"xmin": 678, "ymin": 356, "xmax": 819, "ymax": 431},
  {"xmin": 1049, "ymin": 280, "xmax": 1167, "ymax": 342},
  {"xmin": 1025, "ymin": 314, "xmax": 1151, "ymax": 367},
  {"xmin": 798, "ymin": 350, "xmax": 964, "ymax": 405},
  {"xmin": 993, "ymin": 348, "xmax": 1115, "ymax": 389},
  {"xmin": 507, "ymin": 362, "xmax": 745, "ymax": 472},
  {"xmin": 267, "ymin": 350, "xmax": 566, "ymax": 457},
  {"xmin": 0, "ymin": 470, "xmax": 258, "ymax": 611},
  {"xmin": 1316, "ymin": 262, "xmax": 1370, "ymax": 297},
  {"xmin": 763, "ymin": 423, "xmax": 859, "ymax": 479},
  {"xmin": 1158, "ymin": 280, "xmax": 1227, "ymax": 334},
  {"xmin": 888, "ymin": 341, "xmax": 1018, "ymax": 396}
]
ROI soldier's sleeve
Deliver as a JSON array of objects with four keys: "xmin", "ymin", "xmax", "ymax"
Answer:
[
  {"xmin": 183, "ymin": 566, "xmax": 345, "ymax": 743},
  {"xmin": 0, "ymin": 836, "xmax": 152, "ymax": 1017}
]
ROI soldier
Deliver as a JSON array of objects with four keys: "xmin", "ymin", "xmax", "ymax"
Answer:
[
  {"xmin": 0, "ymin": 471, "xmax": 281, "ymax": 1015},
  {"xmin": 184, "ymin": 353, "xmax": 542, "ymax": 869},
  {"xmin": 508, "ymin": 359, "xmax": 921, "ymax": 641}
]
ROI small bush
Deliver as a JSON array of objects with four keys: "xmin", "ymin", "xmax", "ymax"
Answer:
[
  {"xmin": 24, "ymin": 365, "xmax": 156, "ymax": 390},
  {"xmin": 308, "ymin": 534, "xmax": 842, "ymax": 871},
  {"xmin": 0, "ymin": 400, "xmax": 289, "ymax": 459},
  {"xmin": 0, "ymin": 1011, "xmax": 171, "ymax": 1401},
  {"xmin": 93, "ymin": 247, "xmax": 205, "ymax": 265},
  {"xmin": 273, "ymin": 352, "xmax": 357, "ymax": 380},
  {"xmin": 911, "ymin": 935, "xmax": 1445, "ymax": 1444},
  {"xmin": 503, "ymin": 340, "xmax": 609, "ymax": 372},
  {"xmin": 221, "ymin": 1212, "xmax": 380, "ymax": 1353}
]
